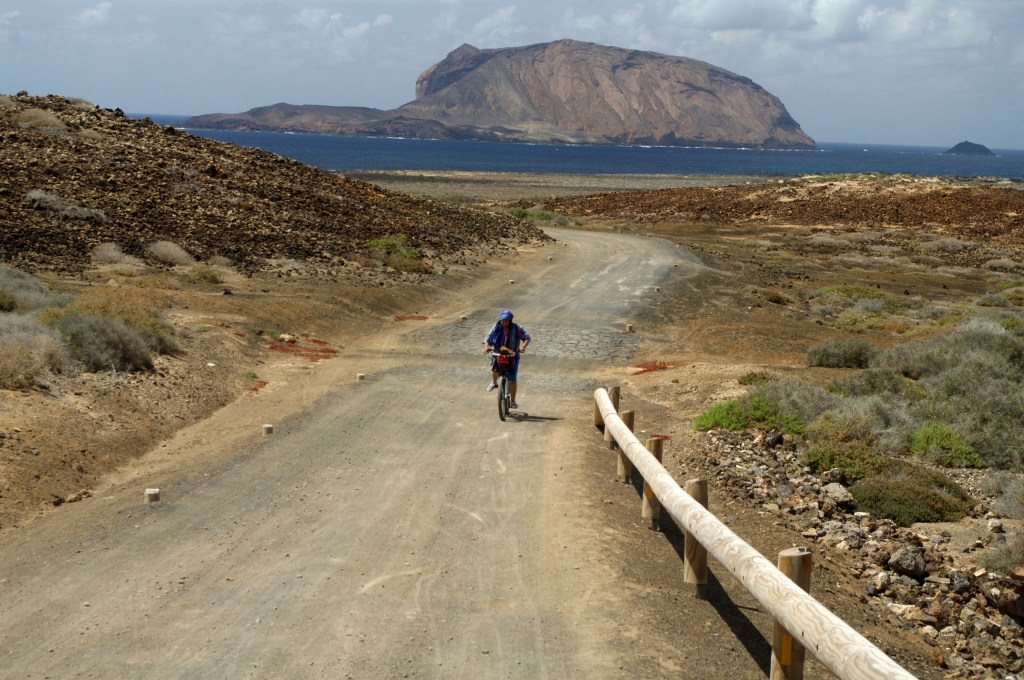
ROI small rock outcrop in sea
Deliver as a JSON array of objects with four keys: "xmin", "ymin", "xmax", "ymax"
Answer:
[
  {"xmin": 187, "ymin": 39, "xmax": 815, "ymax": 150},
  {"xmin": 943, "ymin": 141, "xmax": 995, "ymax": 156}
]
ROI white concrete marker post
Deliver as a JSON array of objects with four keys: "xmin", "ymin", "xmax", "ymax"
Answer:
[
  {"xmin": 460, "ymin": 316, "xmax": 467, "ymax": 321},
  {"xmin": 144, "ymin": 489, "xmax": 160, "ymax": 503},
  {"xmin": 509, "ymin": 280, "xmax": 515, "ymax": 285},
  {"xmin": 356, "ymin": 374, "xmax": 366, "ymax": 381},
  {"xmin": 626, "ymin": 323, "xmax": 634, "ymax": 332},
  {"xmin": 263, "ymin": 424, "xmax": 274, "ymax": 435}
]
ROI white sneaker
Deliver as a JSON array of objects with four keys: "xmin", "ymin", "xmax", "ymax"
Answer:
[{"xmin": 486, "ymin": 382, "xmax": 497, "ymax": 391}]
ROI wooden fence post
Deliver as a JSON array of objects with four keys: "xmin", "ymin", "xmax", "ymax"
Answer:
[
  {"xmin": 642, "ymin": 438, "xmax": 663, "ymax": 529},
  {"xmin": 771, "ymin": 547, "xmax": 812, "ymax": 680},
  {"xmin": 617, "ymin": 411, "xmax": 634, "ymax": 482},
  {"xmin": 684, "ymin": 478, "xmax": 709, "ymax": 598}
]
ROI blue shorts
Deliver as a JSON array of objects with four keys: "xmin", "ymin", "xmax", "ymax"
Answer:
[{"xmin": 492, "ymin": 355, "xmax": 520, "ymax": 382}]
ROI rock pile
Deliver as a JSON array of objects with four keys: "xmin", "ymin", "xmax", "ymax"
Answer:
[
  {"xmin": 697, "ymin": 428, "xmax": 1024, "ymax": 678},
  {"xmin": 0, "ymin": 93, "xmax": 547, "ymax": 275}
]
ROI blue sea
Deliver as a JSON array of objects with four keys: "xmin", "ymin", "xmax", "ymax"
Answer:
[{"xmin": 141, "ymin": 114, "xmax": 1024, "ymax": 180}]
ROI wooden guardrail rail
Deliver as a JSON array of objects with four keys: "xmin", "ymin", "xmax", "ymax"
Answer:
[{"xmin": 594, "ymin": 388, "xmax": 915, "ymax": 680}]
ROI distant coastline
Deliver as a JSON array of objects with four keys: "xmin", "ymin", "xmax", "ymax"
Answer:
[{"xmin": 128, "ymin": 118, "xmax": 1024, "ymax": 181}]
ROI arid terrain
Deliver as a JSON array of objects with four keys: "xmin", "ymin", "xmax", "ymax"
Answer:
[{"xmin": 4, "ymin": 124, "xmax": 1024, "ymax": 677}]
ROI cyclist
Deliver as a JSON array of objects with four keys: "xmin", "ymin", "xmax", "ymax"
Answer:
[{"xmin": 483, "ymin": 308, "xmax": 531, "ymax": 409}]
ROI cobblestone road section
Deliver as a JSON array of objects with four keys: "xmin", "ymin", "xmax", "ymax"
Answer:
[{"xmin": 411, "ymin": 320, "xmax": 641, "ymax": 363}]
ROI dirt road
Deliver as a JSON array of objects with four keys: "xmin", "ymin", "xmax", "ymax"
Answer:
[{"xmin": 0, "ymin": 229, "xmax": 709, "ymax": 679}]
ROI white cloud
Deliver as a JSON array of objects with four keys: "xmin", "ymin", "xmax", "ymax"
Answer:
[
  {"xmin": 473, "ymin": 6, "xmax": 517, "ymax": 39},
  {"xmin": 374, "ymin": 14, "xmax": 393, "ymax": 27},
  {"xmin": 0, "ymin": 10, "xmax": 20, "ymax": 27},
  {"xmin": 290, "ymin": 8, "xmax": 330, "ymax": 31},
  {"xmin": 342, "ymin": 22, "xmax": 371, "ymax": 38},
  {"xmin": 77, "ymin": 2, "xmax": 112, "ymax": 27}
]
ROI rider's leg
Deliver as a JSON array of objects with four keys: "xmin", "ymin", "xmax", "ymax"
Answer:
[
  {"xmin": 492, "ymin": 370, "xmax": 499, "ymax": 383},
  {"xmin": 509, "ymin": 380, "xmax": 517, "ymax": 401}
]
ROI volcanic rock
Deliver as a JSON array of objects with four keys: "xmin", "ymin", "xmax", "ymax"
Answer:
[
  {"xmin": 188, "ymin": 40, "xmax": 815, "ymax": 150},
  {"xmin": 889, "ymin": 545, "xmax": 927, "ymax": 579},
  {"xmin": 0, "ymin": 94, "xmax": 547, "ymax": 274}
]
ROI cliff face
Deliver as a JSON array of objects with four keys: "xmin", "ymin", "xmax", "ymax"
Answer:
[{"xmin": 188, "ymin": 40, "xmax": 815, "ymax": 149}]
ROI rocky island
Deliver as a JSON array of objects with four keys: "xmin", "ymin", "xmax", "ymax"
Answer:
[
  {"xmin": 187, "ymin": 39, "xmax": 815, "ymax": 150},
  {"xmin": 943, "ymin": 141, "xmax": 995, "ymax": 156}
]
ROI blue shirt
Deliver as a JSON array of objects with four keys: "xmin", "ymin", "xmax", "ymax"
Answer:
[{"xmin": 485, "ymin": 322, "xmax": 531, "ymax": 352}]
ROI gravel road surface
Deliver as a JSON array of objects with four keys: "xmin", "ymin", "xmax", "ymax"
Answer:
[{"xmin": 0, "ymin": 229, "xmax": 694, "ymax": 679}]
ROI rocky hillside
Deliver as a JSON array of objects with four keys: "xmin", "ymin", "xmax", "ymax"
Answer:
[
  {"xmin": 0, "ymin": 93, "xmax": 545, "ymax": 275},
  {"xmin": 188, "ymin": 40, "xmax": 815, "ymax": 149}
]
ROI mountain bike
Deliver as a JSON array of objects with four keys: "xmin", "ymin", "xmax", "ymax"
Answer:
[{"xmin": 491, "ymin": 347, "xmax": 516, "ymax": 421}]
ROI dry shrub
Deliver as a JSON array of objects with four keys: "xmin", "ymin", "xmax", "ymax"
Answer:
[
  {"xmin": 979, "ymin": 534, "xmax": 1024, "ymax": 574},
  {"xmin": 352, "ymin": 254, "xmax": 382, "ymax": 268},
  {"xmin": 25, "ymin": 190, "xmax": 106, "ymax": 222},
  {"xmin": 24, "ymin": 189, "xmax": 68, "ymax": 211},
  {"xmin": 975, "ymin": 293, "xmax": 1012, "ymax": 308},
  {"xmin": 147, "ymin": 241, "xmax": 195, "ymax": 266},
  {"xmin": 55, "ymin": 312, "xmax": 153, "ymax": 372},
  {"xmin": 918, "ymin": 238, "xmax": 974, "ymax": 252},
  {"xmin": 185, "ymin": 264, "xmax": 223, "ymax": 284},
  {"xmin": 0, "ymin": 314, "xmax": 71, "ymax": 388},
  {"xmin": 806, "ymin": 235, "xmax": 849, "ymax": 249},
  {"xmin": 807, "ymin": 338, "xmax": 878, "ymax": 368},
  {"xmin": 77, "ymin": 129, "xmax": 107, "ymax": 142},
  {"xmin": 68, "ymin": 97, "xmax": 95, "ymax": 110},
  {"xmin": 90, "ymin": 242, "xmax": 141, "ymax": 266},
  {"xmin": 0, "ymin": 266, "xmax": 48, "ymax": 311},
  {"xmin": 0, "ymin": 95, "xmax": 14, "ymax": 108},
  {"xmin": 39, "ymin": 289, "xmax": 178, "ymax": 355},
  {"xmin": 985, "ymin": 259, "xmax": 1021, "ymax": 271},
  {"xmin": 18, "ymin": 108, "xmax": 65, "ymax": 131},
  {"xmin": 386, "ymin": 255, "xmax": 435, "ymax": 274},
  {"xmin": 843, "ymin": 231, "xmax": 882, "ymax": 243},
  {"xmin": 208, "ymin": 255, "xmax": 233, "ymax": 267}
]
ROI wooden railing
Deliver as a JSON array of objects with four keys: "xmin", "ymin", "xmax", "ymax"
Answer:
[{"xmin": 594, "ymin": 387, "xmax": 915, "ymax": 680}]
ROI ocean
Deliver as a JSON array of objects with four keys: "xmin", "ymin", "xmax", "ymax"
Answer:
[{"xmin": 141, "ymin": 115, "xmax": 1024, "ymax": 180}]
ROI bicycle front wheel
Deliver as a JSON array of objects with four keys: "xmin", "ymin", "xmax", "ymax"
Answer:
[{"xmin": 497, "ymin": 376, "xmax": 508, "ymax": 421}]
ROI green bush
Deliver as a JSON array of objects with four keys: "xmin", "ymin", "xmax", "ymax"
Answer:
[
  {"xmin": 508, "ymin": 207, "xmax": 557, "ymax": 223},
  {"xmin": 806, "ymin": 338, "xmax": 878, "ymax": 368},
  {"xmin": 909, "ymin": 422, "xmax": 985, "ymax": 468},
  {"xmin": 850, "ymin": 471, "xmax": 973, "ymax": 527},
  {"xmin": 55, "ymin": 312, "xmax": 153, "ymax": 372},
  {"xmin": 366, "ymin": 234, "xmax": 418, "ymax": 258},
  {"xmin": 979, "ymin": 535, "xmax": 1024, "ymax": 574},
  {"xmin": 693, "ymin": 393, "xmax": 805, "ymax": 435}
]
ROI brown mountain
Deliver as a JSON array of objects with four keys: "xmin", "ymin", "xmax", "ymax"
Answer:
[{"xmin": 187, "ymin": 40, "xmax": 815, "ymax": 149}]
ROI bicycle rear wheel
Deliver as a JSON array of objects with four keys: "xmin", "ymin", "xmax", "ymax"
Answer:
[{"xmin": 497, "ymin": 376, "xmax": 508, "ymax": 421}]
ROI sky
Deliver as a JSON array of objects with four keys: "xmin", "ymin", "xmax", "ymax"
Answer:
[{"xmin": 1, "ymin": 1, "xmax": 1022, "ymax": 148}]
